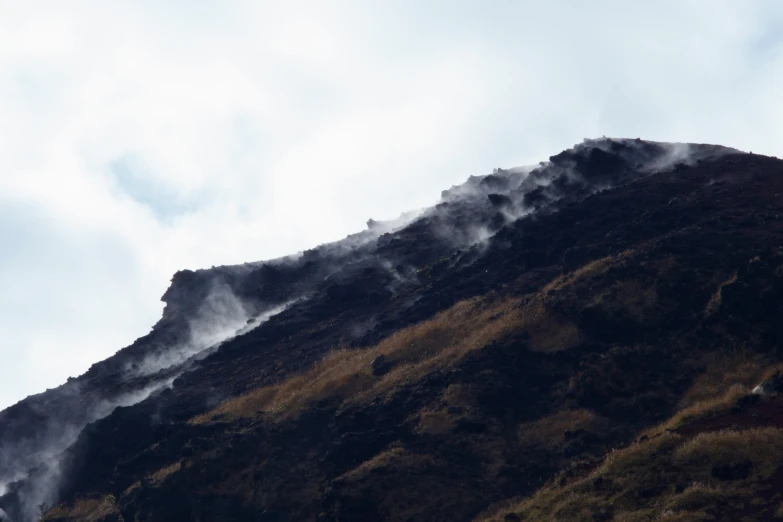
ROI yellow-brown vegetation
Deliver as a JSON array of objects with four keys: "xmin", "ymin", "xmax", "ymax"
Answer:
[
  {"xmin": 677, "ymin": 352, "xmax": 766, "ymax": 409},
  {"xmin": 340, "ymin": 447, "xmax": 425, "ymax": 480},
  {"xmin": 664, "ymin": 482, "xmax": 722, "ymax": 511},
  {"xmin": 517, "ymin": 409, "xmax": 605, "ymax": 448},
  {"xmin": 192, "ymin": 250, "xmax": 690, "ymax": 426},
  {"xmin": 416, "ymin": 409, "xmax": 454, "ymax": 435},
  {"xmin": 674, "ymin": 428, "xmax": 783, "ymax": 480},
  {"xmin": 441, "ymin": 383, "xmax": 477, "ymax": 409},
  {"xmin": 704, "ymin": 272, "xmax": 738, "ymax": 316},
  {"xmin": 543, "ymin": 255, "xmax": 617, "ymax": 294},
  {"xmin": 542, "ymin": 248, "xmax": 648, "ymax": 296},
  {"xmin": 42, "ymin": 496, "xmax": 119, "ymax": 522},
  {"xmin": 656, "ymin": 384, "xmax": 750, "ymax": 432},
  {"xmin": 604, "ymin": 280, "xmax": 659, "ymax": 322},
  {"xmin": 122, "ymin": 481, "xmax": 140, "ymax": 497},
  {"xmin": 335, "ymin": 446, "xmax": 477, "ymax": 522},
  {"xmin": 598, "ymin": 431, "xmax": 683, "ymax": 477},
  {"xmin": 192, "ymin": 293, "xmax": 581, "ymax": 424},
  {"xmin": 478, "ymin": 425, "xmax": 783, "ymax": 522},
  {"xmin": 641, "ymin": 353, "xmax": 782, "ymax": 435},
  {"xmin": 149, "ymin": 460, "xmax": 182, "ymax": 485}
]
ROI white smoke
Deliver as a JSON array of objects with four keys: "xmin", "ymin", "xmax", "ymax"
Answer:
[
  {"xmin": 2, "ymin": 282, "xmax": 294, "ymax": 522},
  {"xmin": 5, "ymin": 377, "xmax": 175, "ymax": 522},
  {"xmin": 131, "ymin": 281, "xmax": 253, "ymax": 376},
  {"xmin": 131, "ymin": 285, "xmax": 297, "ymax": 377},
  {"xmin": 420, "ymin": 138, "xmax": 739, "ymax": 255}
]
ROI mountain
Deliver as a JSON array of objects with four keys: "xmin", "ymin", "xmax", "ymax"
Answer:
[{"xmin": 3, "ymin": 137, "xmax": 783, "ymax": 521}]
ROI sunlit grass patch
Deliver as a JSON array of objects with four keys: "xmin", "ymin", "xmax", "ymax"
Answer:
[
  {"xmin": 674, "ymin": 427, "xmax": 783, "ymax": 480},
  {"xmin": 42, "ymin": 495, "xmax": 119, "ymax": 522},
  {"xmin": 517, "ymin": 409, "xmax": 605, "ymax": 448},
  {"xmin": 192, "ymin": 292, "xmax": 582, "ymax": 424}
]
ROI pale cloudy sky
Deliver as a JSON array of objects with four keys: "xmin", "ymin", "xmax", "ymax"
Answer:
[{"xmin": 1, "ymin": 1, "xmax": 783, "ymax": 409}]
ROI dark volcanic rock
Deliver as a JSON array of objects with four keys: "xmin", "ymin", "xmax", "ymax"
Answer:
[
  {"xmin": 712, "ymin": 460, "xmax": 753, "ymax": 481},
  {"xmin": 487, "ymin": 193, "xmax": 513, "ymax": 209},
  {"xmin": 370, "ymin": 354, "xmax": 390, "ymax": 376},
  {"xmin": 4, "ymin": 137, "xmax": 780, "ymax": 522}
]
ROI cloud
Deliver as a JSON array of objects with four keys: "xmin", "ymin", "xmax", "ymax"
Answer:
[{"xmin": 2, "ymin": 1, "xmax": 783, "ymax": 408}]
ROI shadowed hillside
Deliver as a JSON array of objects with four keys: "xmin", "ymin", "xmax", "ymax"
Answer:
[{"xmin": 4, "ymin": 138, "xmax": 783, "ymax": 521}]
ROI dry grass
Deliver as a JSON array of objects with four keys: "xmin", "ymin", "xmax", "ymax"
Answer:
[
  {"xmin": 674, "ymin": 428, "xmax": 783, "ymax": 480},
  {"xmin": 478, "ymin": 424, "xmax": 783, "ymax": 522},
  {"xmin": 598, "ymin": 431, "xmax": 683, "ymax": 477},
  {"xmin": 587, "ymin": 279, "xmax": 660, "ymax": 324},
  {"xmin": 190, "ymin": 348, "xmax": 379, "ymax": 423},
  {"xmin": 665, "ymin": 483, "xmax": 723, "ymax": 511},
  {"xmin": 618, "ymin": 510, "xmax": 709, "ymax": 521},
  {"xmin": 523, "ymin": 302, "xmax": 582, "ymax": 353},
  {"xmin": 655, "ymin": 384, "xmax": 751, "ymax": 432},
  {"xmin": 339, "ymin": 447, "xmax": 427, "ymax": 480},
  {"xmin": 543, "ymin": 248, "xmax": 644, "ymax": 296},
  {"xmin": 42, "ymin": 496, "xmax": 119, "ymax": 522},
  {"xmin": 528, "ymin": 492, "xmax": 603, "ymax": 522},
  {"xmin": 336, "ymin": 446, "xmax": 474, "ymax": 522},
  {"xmin": 149, "ymin": 460, "xmax": 182, "ymax": 485},
  {"xmin": 441, "ymin": 383, "xmax": 477, "ymax": 408},
  {"xmin": 476, "ymin": 433, "xmax": 686, "ymax": 521},
  {"xmin": 517, "ymin": 409, "xmax": 605, "ymax": 448},
  {"xmin": 613, "ymin": 280, "xmax": 659, "ymax": 322},
  {"xmin": 480, "ymin": 347, "xmax": 783, "ymax": 521},
  {"xmin": 704, "ymin": 272, "xmax": 738, "ymax": 315},
  {"xmin": 192, "ymin": 294, "xmax": 582, "ymax": 424},
  {"xmin": 416, "ymin": 409, "xmax": 455, "ymax": 435},
  {"xmin": 543, "ymin": 255, "xmax": 617, "ymax": 294},
  {"xmin": 122, "ymin": 480, "xmax": 141, "ymax": 497},
  {"xmin": 638, "ymin": 353, "xmax": 781, "ymax": 435},
  {"xmin": 677, "ymin": 352, "xmax": 767, "ymax": 409}
]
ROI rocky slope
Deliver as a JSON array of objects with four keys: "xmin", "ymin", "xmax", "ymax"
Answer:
[{"xmin": 4, "ymin": 138, "xmax": 783, "ymax": 521}]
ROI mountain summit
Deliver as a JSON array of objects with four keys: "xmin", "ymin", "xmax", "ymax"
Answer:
[{"xmin": 3, "ymin": 138, "xmax": 783, "ymax": 521}]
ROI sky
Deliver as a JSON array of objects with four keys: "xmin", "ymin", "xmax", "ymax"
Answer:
[{"xmin": 1, "ymin": 1, "xmax": 783, "ymax": 409}]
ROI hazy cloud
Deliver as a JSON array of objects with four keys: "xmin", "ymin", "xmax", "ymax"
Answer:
[{"xmin": 2, "ymin": 1, "xmax": 783, "ymax": 408}]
